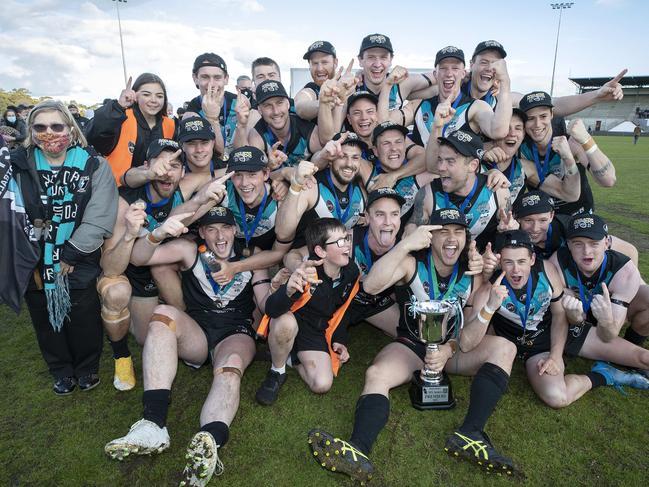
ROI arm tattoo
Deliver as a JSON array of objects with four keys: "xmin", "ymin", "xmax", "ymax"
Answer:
[
  {"xmin": 591, "ymin": 160, "xmax": 612, "ymax": 178},
  {"xmin": 410, "ymin": 187, "xmax": 429, "ymax": 225}
]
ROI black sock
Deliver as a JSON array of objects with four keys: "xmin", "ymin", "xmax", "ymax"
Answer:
[
  {"xmin": 458, "ymin": 362, "xmax": 509, "ymax": 435},
  {"xmin": 143, "ymin": 389, "xmax": 171, "ymax": 428},
  {"xmin": 201, "ymin": 421, "xmax": 230, "ymax": 447},
  {"xmin": 587, "ymin": 371, "xmax": 607, "ymax": 389},
  {"xmin": 109, "ymin": 336, "xmax": 130, "ymax": 359},
  {"xmin": 624, "ymin": 327, "xmax": 648, "ymax": 347},
  {"xmin": 349, "ymin": 394, "xmax": 390, "ymax": 455}
]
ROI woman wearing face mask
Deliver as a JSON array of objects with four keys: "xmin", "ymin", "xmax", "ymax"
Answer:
[
  {"xmin": 1, "ymin": 107, "xmax": 28, "ymax": 150},
  {"xmin": 10, "ymin": 100, "xmax": 118, "ymax": 395},
  {"xmin": 85, "ymin": 72, "xmax": 175, "ymax": 185}
]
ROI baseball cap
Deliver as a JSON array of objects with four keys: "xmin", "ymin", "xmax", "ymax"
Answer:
[
  {"xmin": 438, "ymin": 129, "xmax": 484, "ymax": 160},
  {"xmin": 198, "ymin": 206, "xmax": 235, "ymax": 227},
  {"xmin": 146, "ymin": 138, "xmax": 181, "ymax": 160},
  {"xmin": 566, "ymin": 214, "xmax": 608, "ymax": 241},
  {"xmin": 519, "ymin": 91, "xmax": 553, "ymax": 112},
  {"xmin": 366, "ymin": 187, "xmax": 406, "ymax": 209},
  {"xmin": 435, "ymin": 46, "xmax": 465, "ymax": 66},
  {"xmin": 177, "ymin": 116, "xmax": 216, "ymax": 143},
  {"xmin": 333, "ymin": 131, "xmax": 368, "ymax": 152},
  {"xmin": 359, "ymin": 33, "xmax": 394, "ymax": 55},
  {"xmin": 193, "ymin": 53, "xmax": 228, "ymax": 75},
  {"xmin": 346, "ymin": 91, "xmax": 378, "ymax": 112},
  {"xmin": 372, "ymin": 121, "xmax": 409, "ymax": 145},
  {"xmin": 472, "ymin": 40, "xmax": 507, "ymax": 59},
  {"xmin": 513, "ymin": 191, "xmax": 555, "ymax": 218},
  {"xmin": 494, "ymin": 230, "xmax": 534, "ymax": 252},
  {"xmin": 429, "ymin": 208, "xmax": 469, "ymax": 227},
  {"xmin": 303, "ymin": 40, "xmax": 336, "ymax": 60},
  {"xmin": 255, "ymin": 80, "xmax": 289, "ymax": 105},
  {"xmin": 227, "ymin": 146, "xmax": 268, "ymax": 172}
]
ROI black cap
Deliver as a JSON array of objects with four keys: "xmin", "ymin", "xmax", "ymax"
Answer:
[
  {"xmin": 198, "ymin": 206, "xmax": 235, "ymax": 227},
  {"xmin": 366, "ymin": 188, "xmax": 406, "ymax": 209},
  {"xmin": 17, "ymin": 103, "xmax": 29, "ymax": 110},
  {"xmin": 178, "ymin": 116, "xmax": 216, "ymax": 143},
  {"xmin": 255, "ymin": 80, "xmax": 289, "ymax": 105},
  {"xmin": 429, "ymin": 208, "xmax": 469, "ymax": 227},
  {"xmin": 346, "ymin": 90, "xmax": 378, "ymax": 112},
  {"xmin": 372, "ymin": 121, "xmax": 409, "ymax": 145},
  {"xmin": 566, "ymin": 214, "xmax": 608, "ymax": 241},
  {"xmin": 333, "ymin": 131, "xmax": 368, "ymax": 151},
  {"xmin": 435, "ymin": 46, "xmax": 465, "ymax": 66},
  {"xmin": 438, "ymin": 129, "xmax": 484, "ymax": 160},
  {"xmin": 472, "ymin": 40, "xmax": 507, "ymax": 59},
  {"xmin": 512, "ymin": 107, "xmax": 527, "ymax": 123},
  {"xmin": 227, "ymin": 146, "xmax": 268, "ymax": 172},
  {"xmin": 494, "ymin": 230, "xmax": 534, "ymax": 252},
  {"xmin": 519, "ymin": 91, "xmax": 553, "ymax": 112},
  {"xmin": 146, "ymin": 138, "xmax": 181, "ymax": 160},
  {"xmin": 359, "ymin": 33, "xmax": 394, "ymax": 55},
  {"xmin": 303, "ymin": 40, "xmax": 336, "ymax": 60},
  {"xmin": 193, "ymin": 53, "xmax": 228, "ymax": 75},
  {"xmin": 513, "ymin": 191, "xmax": 555, "ymax": 218}
]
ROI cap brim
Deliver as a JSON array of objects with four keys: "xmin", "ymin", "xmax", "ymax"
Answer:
[
  {"xmin": 178, "ymin": 132, "xmax": 215, "ymax": 143},
  {"xmin": 567, "ymin": 230, "xmax": 607, "ymax": 241},
  {"xmin": 368, "ymin": 193, "xmax": 405, "ymax": 208},
  {"xmin": 373, "ymin": 125, "xmax": 409, "ymax": 144},
  {"xmin": 227, "ymin": 164, "xmax": 266, "ymax": 172},
  {"xmin": 438, "ymin": 137, "xmax": 474, "ymax": 158}
]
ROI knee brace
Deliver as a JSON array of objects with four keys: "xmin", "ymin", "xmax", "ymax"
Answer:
[
  {"xmin": 97, "ymin": 274, "xmax": 130, "ymax": 298},
  {"xmin": 150, "ymin": 313, "xmax": 177, "ymax": 332}
]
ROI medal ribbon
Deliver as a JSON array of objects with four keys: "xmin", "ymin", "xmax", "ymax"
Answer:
[
  {"xmin": 237, "ymin": 187, "xmax": 268, "ymax": 247},
  {"xmin": 427, "ymin": 249, "xmax": 459, "ymax": 300},
  {"xmin": 531, "ymin": 139, "xmax": 553, "ymax": 185},
  {"xmin": 325, "ymin": 168, "xmax": 352, "ymax": 223},
  {"xmin": 504, "ymin": 275, "xmax": 533, "ymax": 334},
  {"xmin": 577, "ymin": 253, "xmax": 608, "ymax": 312},
  {"xmin": 443, "ymin": 176, "xmax": 478, "ymax": 213}
]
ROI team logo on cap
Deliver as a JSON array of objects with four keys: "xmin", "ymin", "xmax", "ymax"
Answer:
[
  {"xmin": 440, "ymin": 46, "xmax": 460, "ymax": 54},
  {"xmin": 209, "ymin": 206, "xmax": 227, "ymax": 217},
  {"xmin": 377, "ymin": 187, "xmax": 395, "ymax": 196},
  {"xmin": 440, "ymin": 209, "xmax": 461, "ymax": 220},
  {"xmin": 484, "ymin": 40, "xmax": 502, "ymax": 48},
  {"xmin": 309, "ymin": 41, "xmax": 324, "ymax": 50},
  {"xmin": 261, "ymin": 82, "xmax": 280, "ymax": 92},
  {"xmin": 233, "ymin": 151, "xmax": 253, "ymax": 163},
  {"xmin": 369, "ymin": 35, "xmax": 387, "ymax": 44},
  {"xmin": 526, "ymin": 92, "xmax": 547, "ymax": 103},
  {"xmin": 453, "ymin": 130, "xmax": 473, "ymax": 143},
  {"xmin": 573, "ymin": 217, "xmax": 594, "ymax": 229},
  {"xmin": 346, "ymin": 132, "xmax": 359, "ymax": 141},
  {"xmin": 158, "ymin": 139, "xmax": 179, "ymax": 149},
  {"xmin": 184, "ymin": 120, "xmax": 205, "ymax": 131},
  {"xmin": 378, "ymin": 121, "xmax": 395, "ymax": 129},
  {"xmin": 522, "ymin": 194, "xmax": 540, "ymax": 207}
]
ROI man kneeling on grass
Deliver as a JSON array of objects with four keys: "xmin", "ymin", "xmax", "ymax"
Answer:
[{"xmin": 105, "ymin": 206, "xmax": 272, "ymax": 486}]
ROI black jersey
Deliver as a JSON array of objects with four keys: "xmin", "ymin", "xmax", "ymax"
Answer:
[
  {"xmin": 253, "ymin": 113, "xmax": 315, "ymax": 168},
  {"xmin": 533, "ymin": 215, "xmax": 569, "ymax": 259}
]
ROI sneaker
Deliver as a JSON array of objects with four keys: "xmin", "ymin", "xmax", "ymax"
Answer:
[
  {"xmin": 105, "ymin": 419, "xmax": 170, "ymax": 460},
  {"xmin": 53, "ymin": 377, "xmax": 76, "ymax": 396},
  {"xmin": 179, "ymin": 431, "xmax": 223, "ymax": 487},
  {"xmin": 444, "ymin": 430, "xmax": 516, "ymax": 476},
  {"xmin": 114, "ymin": 356, "xmax": 136, "ymax": 391},
  {"xmin": 255, "ymin": 370, "xmax": 287, "ymax": 406},
  {"xmin": 592, "ymin": 361, "xmax": 649, "ymax": 390},
  {"xmin": 307, "ymin": 429, "xmax": 374, "ymax": 483},
  {"xmin": 78, "ymin": 373, "xmax": 101, "ymax": 391}
]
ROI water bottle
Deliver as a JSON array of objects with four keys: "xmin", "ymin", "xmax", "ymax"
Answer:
[{"xmin": 198, "ymin": 244, "xmax": 221, "ymax": 272}]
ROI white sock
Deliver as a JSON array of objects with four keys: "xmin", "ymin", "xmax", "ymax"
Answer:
[{"xmin": 271, "ymin": 364, "xmax": 286, "ymax": 375}]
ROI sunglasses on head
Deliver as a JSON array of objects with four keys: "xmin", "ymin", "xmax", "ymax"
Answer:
[{"xmin": 32, "ymin": 123, "xmax": 67, "ymax": 133}]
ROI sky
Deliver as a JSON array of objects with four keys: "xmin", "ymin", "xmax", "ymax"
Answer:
[{"xmin": 1, "ymin": 0, "xmax": 647, "ymax": 108}]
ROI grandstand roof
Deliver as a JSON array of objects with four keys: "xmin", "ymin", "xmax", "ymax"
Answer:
[{"xmin": 570, "ymin": 76, "xmax": 649, "ymax": 89}]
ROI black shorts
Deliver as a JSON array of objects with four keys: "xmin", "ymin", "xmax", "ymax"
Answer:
[
  {"xmin": 564, "ymin": 321, "xmax": 593, "ymax": 357},
  {"xmin": 188, "ymin": 309, "xmax": 256, "ymax": 351},
  {"xmin": 492, "ymin": 324, "xmax": 552, "ymax": 362},
  {"xmin": 125, "ymin": 266, "xmax": 158, "ymax": 298},
  {"xmin": 287, "ymin": 317, "xmax": 348, "ymax": 366},
  {"xmin": 345, "ymin": 291, "xmax": 395, "ymax": 326},
  {"xmin": 394, "ymin": 331, "xmax": 427, "ymax": 361}
]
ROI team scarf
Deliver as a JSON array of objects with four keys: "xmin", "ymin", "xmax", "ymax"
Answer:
[{"xmin": 34, "ymin": 146, "xmax": 89, "ymax": 331}]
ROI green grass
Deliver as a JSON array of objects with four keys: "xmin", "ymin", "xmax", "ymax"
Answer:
[{"xmin": 1, "ymin": 136, "xmax": 648, "ymax": 487}]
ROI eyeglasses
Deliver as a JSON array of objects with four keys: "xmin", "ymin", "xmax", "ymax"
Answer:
[
  {"xmin": 32, "ymin": 123, "xmax": 67, "ymax": 133},
  {"xmin": 324, "ymin": 235, "xmax": 351, "ymax": 247}
]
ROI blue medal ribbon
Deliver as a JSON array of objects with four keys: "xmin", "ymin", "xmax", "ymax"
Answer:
[
  {"xmin": 466, "ymin": 81, "xmax": 494, "ymax": 107},
  {"xmin": 237, "ymin": 187, "xmax": 269, "ymax": 247},
  {"xmin": 443, "ymin": 177, "xmax": 478, "ymax": 213},
  {"xmin": 200, "ymin": 259, "xmax": 221, "ymax": 295},
  {"xmin": 144, "ymin": 183, "xmax": 171, "ymax": 215},
  {"xmin": 362, "ymin": 230, "xmax": 373, "ymax": 272},
  {"xmin": 504, "ymin": 275, "xmax": 533, "ymax": 334},
  {"xmin": 325, "ymin": 169, "xmax": 352, "ymax": 223},
  {"xmin": 265, "ymin": 121, "xmax": 291, "ymax": 152},
  {"xmin": 531, "ymin": 139, "xmax": 553, "ymax": 185},
  {"xmin": 427, "ymin": 250, "xmax": 459, "ymax": 300},
  {"xmin": 576, "ymin": 253, "xmax": 608, "ymax": 312}
]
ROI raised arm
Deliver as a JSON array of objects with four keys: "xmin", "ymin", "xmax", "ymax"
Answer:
[{"xmin": 568, "ymin": 119, "xmax": 616, "ymax": 187}]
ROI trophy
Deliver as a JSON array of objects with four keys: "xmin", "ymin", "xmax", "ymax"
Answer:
[{"xmin": 407, "ymin": 298, "xmax": 463, "ymax": 410}]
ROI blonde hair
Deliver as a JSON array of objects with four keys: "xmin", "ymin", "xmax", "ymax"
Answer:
[{"xmin": 24, "ymin": 100, "xmax": 87, "ymax": 149}]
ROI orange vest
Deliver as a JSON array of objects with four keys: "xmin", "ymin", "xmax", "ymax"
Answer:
[
  {"xmin": 257, "ymin": 277, "xmax": 360, "ymax": 376},
  {"xmin": 105, "ymin": 108, "xmax": 175, "ymax": 185}
]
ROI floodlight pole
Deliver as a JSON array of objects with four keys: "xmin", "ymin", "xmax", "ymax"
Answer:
[
  {"xmin": 114, "ymin": 0, "xmax": 128, "ymax": 86},
  {"xmin": 550, "ymin": 2, "xmax": 574, "ymax": 96}
]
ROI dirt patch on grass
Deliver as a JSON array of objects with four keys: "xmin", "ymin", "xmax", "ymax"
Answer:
[{"xmin": 596, "ymin": 202, "xmax": 649, "ymax": 253}]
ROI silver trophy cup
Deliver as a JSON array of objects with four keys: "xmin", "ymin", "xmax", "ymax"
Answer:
[{"xmin": 408, "ymin": 298, "xmax": 463, "ymax": 410}]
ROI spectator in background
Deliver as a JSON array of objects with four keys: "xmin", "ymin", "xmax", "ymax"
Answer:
[
  {"xmin": 166, "ymin": 102, "xmax": 174, "ymax": 118},
  {"xmin": 633, "ymin": 124, "xmax": 641, "ymax": 145},
  {"xmin": 236, "ymin": 75, "xmax": 254, "ymax": 103},
  {"xmin": 17, "ymin": 104, "xmax": 32, "ymax": 121},
  {"xmin": 68, "ymin": 103, "xmax": 90, "ymax": 132},
  {"xmin": 1, "ymin": 106, "xmax": 27, "ymax": 150}
]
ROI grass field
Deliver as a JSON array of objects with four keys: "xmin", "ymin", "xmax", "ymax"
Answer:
[{"xmin": 1, "ymin": 135, "xmax": 648, "ymax": 487}]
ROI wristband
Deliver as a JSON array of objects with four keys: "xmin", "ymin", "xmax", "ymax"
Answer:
[
  {"xmin": 585, "ymin": 144, "xmax": 598, "ymax": 155},
  {"xmin": 581, "ymin": 137, "xmax": 595, "ymax": 151},
  {"xmin": 477, "ymin": 312, "xmax": 489, "ymax": 324},
  {"xmin": 252, "ymin": 279, "xmax": 271, "ymax": 287},
  {"xmin": 289, "ymin": 186, "xmax": 301, "ymax": 196},
  {"xmin": 146, "ymin": 232, "xmax": 163, "ymax": 245},
  {"xmin": 484, "ymin": 303, "xmax": 497, "ymax": 315}
]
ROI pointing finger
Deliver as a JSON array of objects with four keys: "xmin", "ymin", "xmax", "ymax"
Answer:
[
  {"xmin": 216, "ymin": 171, "xmax": 234, "ymax": 184},
  {"xmin": 495, "ymin": 271, "xmax": 506, "ymax": 285},
  {"xmin": 126, "ymin": 76, "xmax": 132, "ymax": 90},
  {"xmin": 609, "ymin": 68, "xmax": 627, "ymax": 85},
  {"xmin": 345, "ymin": 58, "xmax": 354, "ymax": 75},
  {"xmin": 601, "ymin": 282, "xmax": 610, "ymax": 299}
]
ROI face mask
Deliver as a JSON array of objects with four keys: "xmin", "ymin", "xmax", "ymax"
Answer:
[
  {"xmin": 6, "ymin": 116, "xmax": 16, "ymax": 123},
  {"xmin": 34, "ymin": 131, "xmax": 71, "ymax": 154}
]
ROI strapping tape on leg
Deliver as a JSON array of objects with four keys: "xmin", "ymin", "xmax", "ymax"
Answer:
[
  {"xmin": 97, "ymin": 274, "xmax": 130, "ymax": 296},
  {"xmin": 214, "ymin": 366, "xmax": 242, "ymax": 378},
  {"xmin": 150, "ymin": 313, "xmax": 176, "ymax": 332},
  {"xmin": 101, "ymin": 307, "xmax": 131, "ymax": 325}
]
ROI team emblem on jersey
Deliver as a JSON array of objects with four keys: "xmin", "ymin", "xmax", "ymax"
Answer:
[
  {"xmin": 326, "ymin": 200, "xmax": 335, "ymax": 213},
  {"xmin": 76, "ymin": 176, "xmax": 90, "ymax": 193},
  {"xmin": 128, "ymin": 141, "xmax": 135, "ymax": 154}
]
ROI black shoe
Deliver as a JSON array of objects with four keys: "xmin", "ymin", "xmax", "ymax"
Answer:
[
  {"xmin": 307, "ymin": 429, "xmax": 374, "ymax": 483},
  {"xmin": 78, "ymin": 373, "xmax": 101, "ymax": 391},
  {"xmin": 53, "ymin": 377, "xmax": 76, "ymax": 396},
  {"xmin": 255, "ymin": 370, "xmax": 287, "ymax": 405},
  {"xmin": 444, "ymin": 430, "xmax": 517, "ymax": 476}
]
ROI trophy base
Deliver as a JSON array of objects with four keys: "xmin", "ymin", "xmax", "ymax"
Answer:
[{"xmin": 409, "ymin": 371, "xmax": 456, "ymax": 410}]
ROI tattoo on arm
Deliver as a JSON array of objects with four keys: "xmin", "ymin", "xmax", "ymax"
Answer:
[
  {"xmin": 591, "ymin": 160, "xmax": 612, "ymax": 178},
  {"xmin": 410, "ymin": 188, "xmax": 428, "ymax": 225}
]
